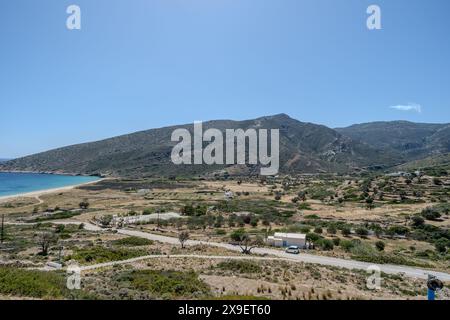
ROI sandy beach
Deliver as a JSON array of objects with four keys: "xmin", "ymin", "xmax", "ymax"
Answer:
[{"xmin": 0, "ymin": 178, "xmax": 103, "ymax": 203}]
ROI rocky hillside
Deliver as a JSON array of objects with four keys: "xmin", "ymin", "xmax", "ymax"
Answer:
[
  {"xmin": 0, "ymin": 114, "xmax": 396, "ymax": 177},
  {"xmin": 336, "ymin": 121, "xmax": 450, "ymax": 160}
]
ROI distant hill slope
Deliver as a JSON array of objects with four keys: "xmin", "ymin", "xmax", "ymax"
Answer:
[
  {"xmin": 0, "ymin": 114, "xmax": 396, "ymax": 177},
  {"xmin": 336, "ymin": 121, "xmax": 450, "ymax": 160},
  {"xmin": 395, "ymin": 153, "xmax": 450, "ymax": 176}
]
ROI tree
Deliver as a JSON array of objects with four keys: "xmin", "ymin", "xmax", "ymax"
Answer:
[
  {"xmin": 411, "ymin": 215, "xmax": 425, "ymax": 227},
  {"xmin": 98, "ymin": 214, "xmax": 113, "ymax": 228},
  {"xmin": 297, "ymin": 191, "xmax": 307, "ymax": 202},
  {"xmin": 230, "ymin": 229, "xmax": 263, "ymax": 254},
  {"xmin": 365, "ymin": 197, "xmax": 375, "ymax": 210},
  {"xmin": 181, "ymin": 204, "xmax": 195, "ymax": 216},
  {"xmin": 55, "ymin": 224, "xmax": 65, "ymax": 233},
  {"xmin": 341, "ymin": 226, "xmax": 351, "ymax": 237},
  {"xmin": 178, "ymin": 231, "xmax": 190, "ymax": 249},
  {"xmin": 319, "ymin": 239, "xmax": 334, "ymax": 251},
  {"xmin": 306, "ymin": 232, "xmax": 322, "ymax": 242},
  {"xmin": 370, "ymin": 224, "xmax": 383, "ymax": 238},
  {"xmin": 214, "ymin": 215, "xmax": 225, "ymax": 228},
  {"xmin": 37, "ymin": 232, "xmax": 57, "ymax": 256},
  {"xmin": 434, "ymin": 238, "xmax": 449, "ymax": 254},
  {"xmin": 250, "ymin": 217, "xmax": 259, "ymax": 227},
  {"xmin": 355, "ymin": 227, "xmax": 369, "ymax": 237},
  {"xmin": 327, "ymin": 225, "xmax": 337, "ymax": 235},
  {"xmin": 79, "ymin": 199, "xmax": 90, "ymax": 210},
  {"xmin": 375, "ymin": 241, "xmax": 385, "ymax": 251},
  {"xmin": 388, "ymin": 225, "xmax": 409, "ymax": 236},
  {"xmin": 421, "ymin": 208, "xmax": 441, "ymax": 221},
  {"xmin": 142, "ymin": 208, "xmax": 154, "ymax": 215}
]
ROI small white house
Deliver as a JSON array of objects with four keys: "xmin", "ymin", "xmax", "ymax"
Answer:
[{"xmin": 267, "ymin": 232, "xmax": 306, "ymax": 248}]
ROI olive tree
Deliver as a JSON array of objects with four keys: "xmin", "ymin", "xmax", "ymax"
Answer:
[
  {"xmin": 178, "ymin": 231, "xmax": 190, "ymax": 249},
  {"xmin": 230, "ymin": 229, "xmax": 264, "ymax": 254},
  {"xmin": 37, "ymin": 231, "xmax": 58, "ymax": 256}
]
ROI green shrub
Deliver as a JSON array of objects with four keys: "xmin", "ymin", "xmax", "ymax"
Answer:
[
  {"xmin": 69, "ymin": 246, "xmax": 147, "ymax": 264},
  {"xmin": 216, "ymin": 260, "xmax": 262, "ymax": 273},
  {"xmin": 421, "ymin": 207, "xmax": 441, "ymax": 221},
  {"xmin": 340, "ymin": 239, "xmax": 354, "ymax": 251},
  {"xmin": 0, "ymin": 267, "xmax": 67, "ymax": 299},
  {"xmin": 375, "ymin": 241, "xmax": 385, "ymax": 251},
  {"xmin": 306, "ymin": 233, "xmax": 322, "ymax": 242},
  {"xmin": 298, "ymin": 203, "xmax": 312, "ymax": 210},
  {"xmin": 327, "ymin": 225, "xmax": 337, "ymax": 234},
  {"xmin": 318, "ymin": 239, "xmax": 334, "ymax": 251},
  {"xmin": 111, "ymin": 237, "xmax": 153, "ymax": 247},
  {"xmin": 388, "ymin": 225, "xmax": 409, "ymax": 236},
  {"xmin": 341, "ymin": 226, "xmax": 351, "ymax": 237},
  {"xmin": 307, "ymin": 187, "xmax": 334, "ymax": 201},
  {"xmin": 411, "ymin": 215, "xmax": 425, "ymax": 227},
  {"xmin": 181, "ymin": 204, "xmax": 208, "ymax": 216},
  {"xmin": 332, "ymin": 238, "xmax": 341, "ymax": 246},
  {"xmin": 115, "ymin": 270, "xmax": 210, "ymax": 298},
  {"xmin": 142, "ymin": 208, "xmax": 155, "ymax": 215},
  {"xmin": 355, "ymin": 227, "xmax": 369, "ymax": 237},
  {"xmin": 215, "ymin": 229, "xmax": 227, "ymax": 235},
  {"xmin": 295, "ymin": 225, "xmax": 311, "ymax": 233},
  {"xmin": 434, "ymin": 238, "xmax": 449, "ymax": 253},
  {"xmin": 314, "ymin": 227, "xmax": 323, "ymax": 234},
  {"xmin": 30, "ymin": 210, "xmax": 81, "ymax": 222}
]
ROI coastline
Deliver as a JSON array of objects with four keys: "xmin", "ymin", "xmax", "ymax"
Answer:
[{"xmin": 0, "ymin": 178, "xmax": 104, "ymax": 203}]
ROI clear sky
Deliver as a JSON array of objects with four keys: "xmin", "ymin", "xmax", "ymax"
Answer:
[{"xmin": 1, "ymin": 0, "xmax": 449, "ymax": 158}]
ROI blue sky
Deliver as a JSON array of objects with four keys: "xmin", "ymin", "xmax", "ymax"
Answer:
[{"xmin": 1, "ymin": 0, "xmax": 449, "ymax": 158}]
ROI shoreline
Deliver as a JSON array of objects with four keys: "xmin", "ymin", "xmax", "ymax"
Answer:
[
  {"xmin": 0, "ymin": 169, "xmax": 103, "ymax": 177},
  {"xmin": 0, "ymin": 178, "xmax": 104, "ymax": 203}
]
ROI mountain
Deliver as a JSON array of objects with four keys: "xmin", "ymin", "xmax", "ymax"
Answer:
[
  {"xmin": 0, "ymin": 159, "xmax": 10, "ymax": 163},
  {"xmin": 336, "ymin": 121, "xmax": 450, "ymax": 160},
  {"xmin": 0, "ymin": 114, "xmax": 396, "ymax": 177}
]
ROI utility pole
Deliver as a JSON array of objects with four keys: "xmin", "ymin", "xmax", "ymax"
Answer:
[
  {"xmin": 58, "ymin": 245, "xmax": 64, "ymax": 264},
  {"xmin": 157, "ymin": 212, "xmax": 160, "ymax": 230},
  {"xmin": 0, "ymin": 214, "xmax": 4, "ymax": 244}
]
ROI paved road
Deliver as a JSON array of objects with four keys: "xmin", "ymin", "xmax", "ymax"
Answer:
[{"xmin": 117, "ymin": 228, "xmax": 450, "ymax": 281}]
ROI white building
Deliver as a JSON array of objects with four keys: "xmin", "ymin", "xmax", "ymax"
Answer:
[
  {"xmin": 267, "ymin": 232, "xmax": 306, "ymax": 248},
  {"xmin": 112, "ymin": 212, "xmax": 183, "ymax": 226}
]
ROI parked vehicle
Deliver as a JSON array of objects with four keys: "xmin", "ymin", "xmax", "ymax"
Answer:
[{"xmin": 285, "ymin": 245, "xmax": 300, "ymax": 254}]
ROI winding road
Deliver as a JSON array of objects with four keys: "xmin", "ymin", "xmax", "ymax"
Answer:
[
  {"xmin": 9, "ymin": 219, "xmax": 450, "ymax": 281},
  {"xmin": 117, "ymin": 228, "xmax": 450, "ymax": 281}
]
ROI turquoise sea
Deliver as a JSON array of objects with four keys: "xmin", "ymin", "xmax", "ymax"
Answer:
[{"xmin": 0, "ymin": 172, "xmax": 99, "ymax": 197}]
